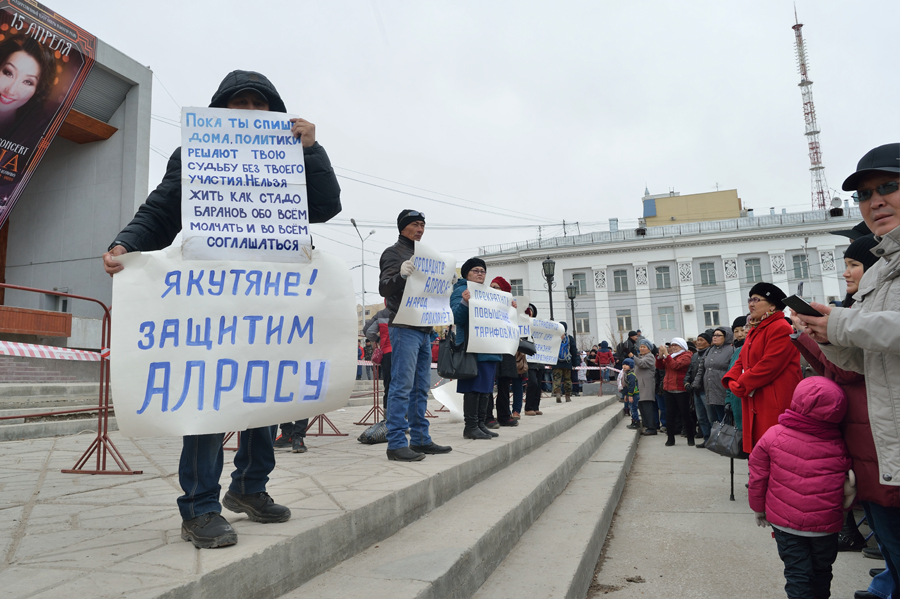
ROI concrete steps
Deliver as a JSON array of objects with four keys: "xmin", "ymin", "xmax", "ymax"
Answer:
[
  {"xmin": 281, "ymin": 399, "xmax": 630, "ymax": 599},
  {"xmin": 473, "ymin": 423, "xmax": 638, "ymax": 599},
  {"xmin": 0, "ymin": 355, "xmax": 80, "ymax": 382}
]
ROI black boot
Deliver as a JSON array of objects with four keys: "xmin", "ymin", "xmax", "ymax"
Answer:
[
  {"xmin": 463, "ymin": 392, "xmax": 490, "ymax": 439},
  {"xmin": 837, "ymin": 511, "xmax": 867, "ymax": 551},
  {"xmin": 478, "ymin": 393, "xmax": 499, "ymax": 437}
]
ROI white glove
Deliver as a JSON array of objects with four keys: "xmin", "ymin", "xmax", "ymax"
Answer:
[
  {"xmin": 400, "ymin": 260, "xmax": 415, "ymax": 279},
  {"xmin": 754, "ymin": 512, "xmax": 768, "ymax": 527},
  {"xmin": 451, "ymin": 273, "xmax": 458, "ymax": 284}
]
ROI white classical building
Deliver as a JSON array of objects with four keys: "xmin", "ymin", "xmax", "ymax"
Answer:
[{"xmin": 478, "ymin": 207, "xmax": 862, "ymax": 348}]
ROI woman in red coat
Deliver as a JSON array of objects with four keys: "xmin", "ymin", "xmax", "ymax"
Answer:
[
  {"xmin": 722, "ymin": 282, "xmax": 801, "ymax": 453},
  {"xmin": 656, "ymin": 337, "xmax": 694, "ymax": 446}
]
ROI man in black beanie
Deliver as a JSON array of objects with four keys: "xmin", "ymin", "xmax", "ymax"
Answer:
[
  {"xmin": 378, "ymin": 209, "xmax": 452, "ymax": 462},
  {"xmin": 100, "ymin": 71, "xmax": 342, "ymax": 549}
]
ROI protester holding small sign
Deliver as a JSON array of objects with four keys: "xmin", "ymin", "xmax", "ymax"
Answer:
[
  {"xmin": 451, "ymin": 258, "xmax": 506, "ymax": 439},
  {"xmin": 491, "ymin": 276, "xmax": 521, "ymax": 426},
  {"xmin": 100, "ymin": 70, "xmax": 342, "ymax": 550},
  {"xmin": 378, "ymin": 210, "xmax": 452, "ymax": 462}
]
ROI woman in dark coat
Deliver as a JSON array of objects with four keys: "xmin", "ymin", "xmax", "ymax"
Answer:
[
  {"xmin": 523, "ymin": 304, "xmax": 544, "ymax": 416},
  {"xmin": 694, "ymin": 326, "xmax": 734, "ymax": 424},
  {"xmin": 656, "ymin": 337, "xmax": 694, "ymax": 446},
  {"xmin": 722, "ymin": 282, "xmax": 801, "ymax": 453}
]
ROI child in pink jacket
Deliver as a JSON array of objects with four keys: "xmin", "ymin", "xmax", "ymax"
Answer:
[{"xmin": 748, "ymin": 377, "xmax": 852, "ymax": 599}]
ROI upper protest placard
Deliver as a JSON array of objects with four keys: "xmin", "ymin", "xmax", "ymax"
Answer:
[
  {"xmin": 529, "ymin": 318, "xmax": 565, "ymax": 365},
  {"xmin": 181, "ymin": 107, "xmax": 310, "ymax": 262},
  {"xmin": 391, "ymin": 241, "xmax": 456, "ymax": 328}
]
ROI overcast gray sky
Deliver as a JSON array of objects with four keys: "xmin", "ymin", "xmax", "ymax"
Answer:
[{"xmin": 53, "ymin": 0, "xmax": 900, "ymax": 304}]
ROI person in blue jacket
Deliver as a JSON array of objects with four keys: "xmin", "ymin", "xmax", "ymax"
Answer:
[{"xmin": 450, "ymin": 257, "xmax": 512, "ymax": 440}]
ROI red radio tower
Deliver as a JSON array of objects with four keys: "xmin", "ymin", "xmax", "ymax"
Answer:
[{"xmin": 792, "ymin": 7, "xmax": 829, "ymax": 210}]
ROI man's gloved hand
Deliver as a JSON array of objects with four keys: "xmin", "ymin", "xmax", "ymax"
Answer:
[
  {"xmin": 400, "ymin": 260, "xmax": 415, "ymax": 279},
  {"xmin": 754, "ymin": 512, "xmax": 768, "ymax": 527},
  {"xmin": 684, "ymin": 382, "xmax": 692, "ymax": 392}
]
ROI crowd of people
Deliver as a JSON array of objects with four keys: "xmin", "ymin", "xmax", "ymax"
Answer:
[{"xmin": 100, "ymin": 86, "xmax": 899, "ymax": 599}]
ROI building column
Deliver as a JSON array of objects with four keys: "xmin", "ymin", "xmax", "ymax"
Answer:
[
  {"xmin": 816, "ymin": 245, "xmax": 841, "ymax": 303},
  {"xmin": 677, "ymin": 260, "xmax": 698, "ymax": 338},
  {"xmin": 768, "ymin": 251, "xmax": 789, "ymax": 295},
  {"xmin": 633, "ymin": 262, "xmax": 652, "ymax": 334},
  {"xmin": 591, "ymin": 266, "xmax": 611, "ymax": 344},
  {"xmin": 722, "ymin": 254, "xmax": 743, "ymax": 325}
]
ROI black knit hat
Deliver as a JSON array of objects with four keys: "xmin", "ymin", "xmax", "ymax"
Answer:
[
  {"xmin": 627, "ymin": 330, "xmax": 638, "ymax": 338},
  {"xmin": 397, "ymin": 209, "xmax": 426, "ymax": 232},
  {"xmin": 831, "ymin": 221, "xmax": 872, "ymax": 241},
  {"xmin": 732, "ymin": 315, "xmax": 747, "ymax": 331},
  {"xmin": 460, "ymin": 257, "xmax": 486, "ymax": 279},
  {"xmin": 843, "ymin": 234, "xmax": 880, "ymax": 271},
  {"xmin": 209, "ymin": 70, "xmax": 287, "ymax": 113},
  {"xmin": 526, "ymin": 303, "xmax": 538, "ymax": 317},
  {"xmin": 697, "ymin": 332, "xmax": 712, "ymax": 344},
  {"xmin": 749, "ymin": 282, "xmax": 787, "ymax": 310}
]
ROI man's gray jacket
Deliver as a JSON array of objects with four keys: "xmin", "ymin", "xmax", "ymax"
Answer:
[{"xmin": 820, "ymin": 225, "xmax": 900, "ymax": 487}]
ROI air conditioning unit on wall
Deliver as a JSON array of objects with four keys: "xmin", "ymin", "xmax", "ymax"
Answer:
[{"xmin": 683, "ymin": 304, "xmax": 694, "ymax": 312}]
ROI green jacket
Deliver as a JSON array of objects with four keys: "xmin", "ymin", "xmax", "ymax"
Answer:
[{"xmin": 724, "ymin": 345, "xmax": 743, "ymax": 429}]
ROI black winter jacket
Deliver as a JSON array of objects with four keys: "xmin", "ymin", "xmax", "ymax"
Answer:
[
  {"xmin": 111, "ymin": 143, "xmax": 342, "ymax": 252},
  {"xmin": 378, "ymin": 235, "xmax": 430, "ymax": 333}
]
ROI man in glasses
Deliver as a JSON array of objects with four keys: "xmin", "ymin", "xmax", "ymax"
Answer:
[
  {"xmin": 795, "ymin": 143, "xmax": 900, "ymax": 597},
  {"xmin": 378, "ymin": 209, "xmax": 452, "ymax": 461}
]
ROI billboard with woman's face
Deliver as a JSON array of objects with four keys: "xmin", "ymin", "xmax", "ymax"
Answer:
[{"xmin": 0, "ymin": 0, "xmax": 96, "ymax": 228}]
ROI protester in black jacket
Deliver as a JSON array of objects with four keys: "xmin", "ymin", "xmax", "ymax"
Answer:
[{"xmin": 101, "ymin": 70, "xmax": 340, "ymax": 551}]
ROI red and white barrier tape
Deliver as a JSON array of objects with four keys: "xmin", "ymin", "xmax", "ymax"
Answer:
[{"xmin": 0, "ymin": 340, "xmax": 102, "ymax": 362}]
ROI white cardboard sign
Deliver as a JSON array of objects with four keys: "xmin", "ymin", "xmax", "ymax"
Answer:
[
  {"xmin": 529, "ymin": 318, "xmax": 565, "ymax": 365},
  {"xmin": 181, "ymin": 107, "xmax": 310, "ymax": 263},
  {"xmin": 110, "ymin": 245, "xmax": 356, "ymax": 437},
  {"xmin": 391, "ymin": 241, "xmax": 456, "ymax": 328},
  {"xmin": 465, "ymin": 281, "xmax": 518, "ymax": 355}
]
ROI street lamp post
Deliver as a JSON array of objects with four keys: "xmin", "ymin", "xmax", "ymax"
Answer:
[
  {"xmin": 566, "ymin": 282, "xmax": 578, "ymax": 351},
  {"xmin": 542, "ymin": 256, "xmax": 556, "ymax": 320},
  {"xmin": 350, "ymin": 219, "xmax": 376, "ymax": 308}
]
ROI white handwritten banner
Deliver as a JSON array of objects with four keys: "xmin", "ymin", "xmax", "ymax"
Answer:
[
  {"xmin": 110, "ymin": 245, "xmax": 356, "ymax": 437},
  {"xmin": 465, "ymin": 281, "xmax": 518, "ymax": 355},
  {"xmin": 392, "ymin": 241, "xmax": 456, "ymax": 328},
  {"xmin": 181, "ymin": 107, "xmax": 309, "ymax": 263},
  {"xmin": 530, "ymin": 318, "xmax": 565, "ymax": 365}
]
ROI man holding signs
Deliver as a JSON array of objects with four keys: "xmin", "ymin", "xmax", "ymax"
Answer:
[
  {"xmin": 378, "ymin": 210, "xmax": 453, "ymax": 461},
  {"xmin": 102, "ymin": 71, "xmax": 341, "ymax": 550}
]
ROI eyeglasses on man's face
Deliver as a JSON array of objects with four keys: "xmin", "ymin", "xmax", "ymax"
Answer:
[{"xmin": 855, "ymin": 180, "xmax": 900, "ymax": 203}]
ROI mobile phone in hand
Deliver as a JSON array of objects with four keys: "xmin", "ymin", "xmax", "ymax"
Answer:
[{"xmin": 783, "ymin": 294, "xmax": 824, "ymax": 318}]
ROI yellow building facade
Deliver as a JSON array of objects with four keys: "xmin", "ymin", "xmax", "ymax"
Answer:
[{"xmin": 642, "ymin": 189, "xmax": 742, "ymax": 227}]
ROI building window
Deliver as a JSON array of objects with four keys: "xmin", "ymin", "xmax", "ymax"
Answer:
[
  {"xmin": 656, "ymin": 266, "xmax": 671, "ymax": 289},
  {"xmin": 703, "ymin": 304, "xmax": 720, "ymax": 327},
  {"xmin": 658, "ymin": 306, "xmax": 676, "ymax": 330},
  {"xmin": 745, "ymin": 258, "xmax": 762, "ymax": 282},
  {"xmin": 613, "ymin": 269, "xmax": 628, "ymax": 292},
  {"xmin": 616, "ymin": 309, "xmax": 632, "ymax": 332},
  {"xmin": 365, "ymin": 310, "xmax": 370, "ymax": 316},
  {"xmin": 574, "ymin": 312, "xmax": 590, "ymax": 334},
  {"xmin": 699, "ymin": 262, "xmax": 716, "ymax": 286},
  {"xmin": 510, "ymin": 279, "xmax": 523, "ymax": 296},
  {"xmin": 792, "ymin": 255, "xmax": 809, "ymax": 280},
  {"xmin": 572, "ymin": 273, "xmax": 587, "ymax": 295}
]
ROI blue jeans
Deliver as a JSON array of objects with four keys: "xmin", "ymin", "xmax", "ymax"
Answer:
[
  {"xmin": 386, "ymin": 327, "xmax": 433, "ymax": 450},
  {"xmin": 694, "ymin": 390, "xmax": 711, "ymax": 441},
  {"xmin": 869, "ymin": 558, "xmax": 892, "ymax": 599},
  {"xmin": 177, "ymin": 425, "xmax": 277, "ymax": 521},
  {"xmin": 628, "ymin": 395, "xmax": 640, "ymax": 422},
  {"xmin": 656, "ymin": 392, "xmax": 666, "ymax": 427},
  {"xmin": 708, "ymin": 403, "xmax": 726, "ymax": 424},
  {"xmin": 863, "ymin": 501, "xmax": 900, "ymax": 599}
]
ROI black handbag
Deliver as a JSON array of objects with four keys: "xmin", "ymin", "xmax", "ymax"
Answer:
[
  {"xmin": 518, "ymin": 338, "xmax": 537, "ymax": 356},
  {"xmin": 437, "ymin": 327, "xmax": 478, "ymax": 380},
  {"xmin": 706, "ymin": 404, "xmax": 744, "ymax": 458}
]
